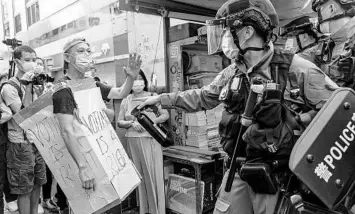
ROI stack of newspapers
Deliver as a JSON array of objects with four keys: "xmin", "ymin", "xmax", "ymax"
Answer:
[{"xmin": 185, "ymin": 104, "xmax": 224, "ymax": 150}]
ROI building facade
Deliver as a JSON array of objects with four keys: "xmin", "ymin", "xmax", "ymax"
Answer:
[{"xmin": 0, "ymin": 0, "xmax": 167, "ymax": 89}]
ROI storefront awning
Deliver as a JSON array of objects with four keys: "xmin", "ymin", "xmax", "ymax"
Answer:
[
  {"xmin": 119, "ymin": 0, "xmax": 315, "ymax": 24},
  {"xmin": 118, "ymin": 0, "xmax": 218, "ymax": 22}
]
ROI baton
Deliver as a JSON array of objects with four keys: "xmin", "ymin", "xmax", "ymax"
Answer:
[{"xmin": 225, "ymin": 78, "xmax": 260, "ymax": 192}]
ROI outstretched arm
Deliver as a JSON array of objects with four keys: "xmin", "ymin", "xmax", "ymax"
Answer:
[{"xmin": 138, "ymin": 64, "xmax": 237, "ymax": 112}]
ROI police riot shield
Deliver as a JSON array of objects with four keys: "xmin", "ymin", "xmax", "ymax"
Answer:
[{"xmin": 289, "ymin": 88, "xmax": 355, "ymax": 209}]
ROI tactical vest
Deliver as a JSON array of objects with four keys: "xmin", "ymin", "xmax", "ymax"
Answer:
[{"xmin": 220, "ymin": 50, "xmax": 297, "ymax": 158}]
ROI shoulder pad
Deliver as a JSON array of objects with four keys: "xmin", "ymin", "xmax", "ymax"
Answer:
[{"xmin": 271, "ymin": 49, "xmax": 295, "ymax": 66}]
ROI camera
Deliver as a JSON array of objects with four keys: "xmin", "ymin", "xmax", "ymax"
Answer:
[
  {"xmin": 20, "ymin": 73, "xmax": 54, "ymax": 85},
  {"xmin": 32, "ymin": 73, "xmax": 54, "ymax": 85},
  {"xmin": 2, "ymin": 38, "xmax": 22, "ymax": 49}
]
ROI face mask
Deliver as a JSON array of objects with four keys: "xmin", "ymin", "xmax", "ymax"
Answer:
[
  {"xmin": 221, "ymin": 28, "xmax": 246, "ymax": 60},
  {"xmin": 21, "ymin": 61, "xmax": 36, "ymax": 73},
  {"xmin": 34, "ymin": 65, "xmax": 44, "ymax": 73},
  {"xmin": 67, "ymin": 53, "xmax": 94, "ymax": 73},
  {"xmin": 319, "ymin": 21, "xmax": 331, "ymax": 34},
  {"xmin": 132, "ymin": 80, "xmax": 144, "ymax": 93}
]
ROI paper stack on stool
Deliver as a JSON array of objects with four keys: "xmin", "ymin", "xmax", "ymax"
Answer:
[
  {"xmin": 206, "ymin": 104, "xmax": 223, "ymax": 150},
  {"xmin": 184, "ymin": 105, "xmax": 224, "ymax": 150}
]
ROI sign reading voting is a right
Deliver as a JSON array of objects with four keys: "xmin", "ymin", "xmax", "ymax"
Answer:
[{"xmin": 13, "ymin": 79, "xmax": 141, "ymax": 214}]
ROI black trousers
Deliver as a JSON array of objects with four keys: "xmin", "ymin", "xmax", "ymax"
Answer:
[
  {"xmin": 43, "ymin": 164, "xmax": 67, "ymax": 210},
  {"xmin": 55, "ymin": 184, "xmax": 67, "ymax": 211},
  {"xmin": 42, "ymin": 165, "xmax": 52, "ymax": 200}
]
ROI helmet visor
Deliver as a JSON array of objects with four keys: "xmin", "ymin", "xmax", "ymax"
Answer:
[{"xmin": 206, "ymin": 19, "xmax": 225, "ymax": 55}]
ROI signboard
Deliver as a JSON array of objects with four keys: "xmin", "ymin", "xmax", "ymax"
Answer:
[
  {"xmin": 290, "ymin": 88, "xmax": 355, "ymax": 209},
  {"xmin": 127, "ymin": 12, "xmax": 166, "ymax": 90},
  {"xmin": 13, "ymin": 79, "xmax": 141, "ymax": 214}
]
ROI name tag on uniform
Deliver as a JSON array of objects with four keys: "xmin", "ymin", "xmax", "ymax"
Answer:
[{"xmin": 231, "ymin": 76, "xmax": 241, "ymax": 91}]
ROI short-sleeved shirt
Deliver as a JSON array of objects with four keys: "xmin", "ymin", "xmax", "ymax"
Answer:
[
  {"xmin": 121, "ymin": 93, "xmax": 158, "ymax": 138},
  {"xmin": 1, "ymin": 77, "xmax": 26, "ymax": 143},
  {"xmin": 52, "ymin": 77, "xmax": 113, "ymax": 115}
]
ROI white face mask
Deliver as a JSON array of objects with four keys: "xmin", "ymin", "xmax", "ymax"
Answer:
[
  {"xmin": 34, "ymin": 64, "xmax": 44, "ymax": 73},
  {"xmin": 221, "ymin": 28, "xmax": 246, "ymax": 60},
  {"xmin": 22, "ymin": 61, "xmax": 36, "ymax": 73},
  {"xmin": 319, "ymin": 21, "xmax": 331, "ymax": 34},
  {"xmin": 67, "ymin": 53, "xmax": 94, "ymax": 74},
  {"xmin": 132, "ymin": 80, "xmax": 144, "ymax": 93}
]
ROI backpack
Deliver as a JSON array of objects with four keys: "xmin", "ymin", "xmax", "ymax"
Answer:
[{"xmin": 0, "ymin": 79, "xmax": 24, "ymax": 147}]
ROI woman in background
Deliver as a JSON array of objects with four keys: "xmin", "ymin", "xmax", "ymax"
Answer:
[{"xmin": 117, "ymin": 69, "xmax": 169, "ymax": 214}]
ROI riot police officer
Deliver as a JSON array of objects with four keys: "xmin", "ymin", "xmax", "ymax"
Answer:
[
  {"xmin": 312, "ymin": 0, "xmax": 355, "ymax": 87},
  {"xmin": 138, "ymin": 0, "xmax": 338, "ymax": 213},
  {"xmin": 280, "ymin": 16, "xmax": 323, "ymax": 66}
]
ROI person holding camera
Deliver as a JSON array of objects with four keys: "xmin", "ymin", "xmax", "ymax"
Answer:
[{"xmin": 1, "ymin": 45, "xmax": 47, "ymax": 214}]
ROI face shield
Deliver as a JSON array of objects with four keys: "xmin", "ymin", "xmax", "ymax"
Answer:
[
  {"xmin": 206, "ymin": 19, "xmax": 225, "ymax": 55},
  {"xmin": 206, "ymin": 15, "xmax": 245, "ymax": 55}
]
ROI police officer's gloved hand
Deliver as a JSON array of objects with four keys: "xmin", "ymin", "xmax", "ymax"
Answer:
[{"xmin": 338, "ymin": 57, "xmax": 355, "ymax": 82}]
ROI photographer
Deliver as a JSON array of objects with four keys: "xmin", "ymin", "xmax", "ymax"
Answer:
[{"xmin": 1, "ymin": 45, "xmax": 46, "ymax": 214}]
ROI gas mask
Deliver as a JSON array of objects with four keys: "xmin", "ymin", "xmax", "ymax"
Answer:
[
  {"xmin": 132, "ymin": 80, "xmax": 145, "ymax": 93},
  {"xmin": 221, "ymin": 28, "xmax": 246, "ymax": 60},
  {"xmin": 66, "ymin": 53, "xmax": 94, "ymax": 74}
]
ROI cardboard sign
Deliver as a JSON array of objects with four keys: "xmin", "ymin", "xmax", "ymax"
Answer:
[{"xmin": 13, "ymin": 79, "xmax": 141, "ymax": 214}]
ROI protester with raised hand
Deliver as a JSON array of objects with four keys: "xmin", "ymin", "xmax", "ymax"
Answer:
[{"xmin": 52, "ymin": 37, "xmax": 141, "ymax": 214}]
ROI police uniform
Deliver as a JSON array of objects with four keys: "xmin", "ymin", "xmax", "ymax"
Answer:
[
  {"xmin": 280, "ymin": 16, "xmax": 322, "ymax": 67},
  {"xmin": 312, "ymin": 0, "xmax": 355, "ymax": 87},
  {"xmin": 158, "ymin": 0, "xmax": 338, "ymax": 213},
  {"xmin": 160, "ymin": 43, "xmax": 337, "ymax": 214}
]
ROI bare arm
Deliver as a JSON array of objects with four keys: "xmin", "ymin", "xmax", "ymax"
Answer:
[
  {"xmin": 107, "ymin": 76, "xmax": 134, "ymax": 100},
  {"xmin": 56, "ymin": 113, "xmax": 88, "ymax": 169},
  {"xmin": 153, "ymin": 93, "xmax": 169, "ymax": 124},
  {"xmin": 117, "ymin": 99, "xmax": 133, "ymax": 129},
  {"xmin": 2, "ymin": 84, "xmax": 22, "ymax": 114},
  {"xmin": 103, "ymin": 109, "xmax": 115, "ymax": 122}
]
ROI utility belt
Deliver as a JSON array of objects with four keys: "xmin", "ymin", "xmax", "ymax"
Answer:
[{"xmin": 225, "ymin": 156, "xmax": 290, "ymax": 195}]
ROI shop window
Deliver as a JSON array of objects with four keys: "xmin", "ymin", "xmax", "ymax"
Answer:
[
  {"xmin": 15, "ymin": 14, "xmax": 21, "ymax": 33},
  {"xmin": 60, "ymin": 24, "xmax": 66, "ymax": 32},
  {"xmin": 27, "ymin": 1, "xmax": 40, "ymax": 26},
  {"xmin": 52, "ymin": 28, "xmax": 59, "ymax": 36}
]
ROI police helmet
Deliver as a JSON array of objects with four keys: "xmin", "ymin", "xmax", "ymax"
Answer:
[
  {"xmin": 312, "ymin": 0, "xmax": 355, "ymax": 12},
  {"xmin": 280, "ymin": 16, "xmax": 319, "ymax": 39},
  {"xmin": 206, "ymin": 0, "xmax": 279, "ymax": 55},
  {"xmin": 312, "ymin": 0, "xmax": 355, "ymax": 30}
]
